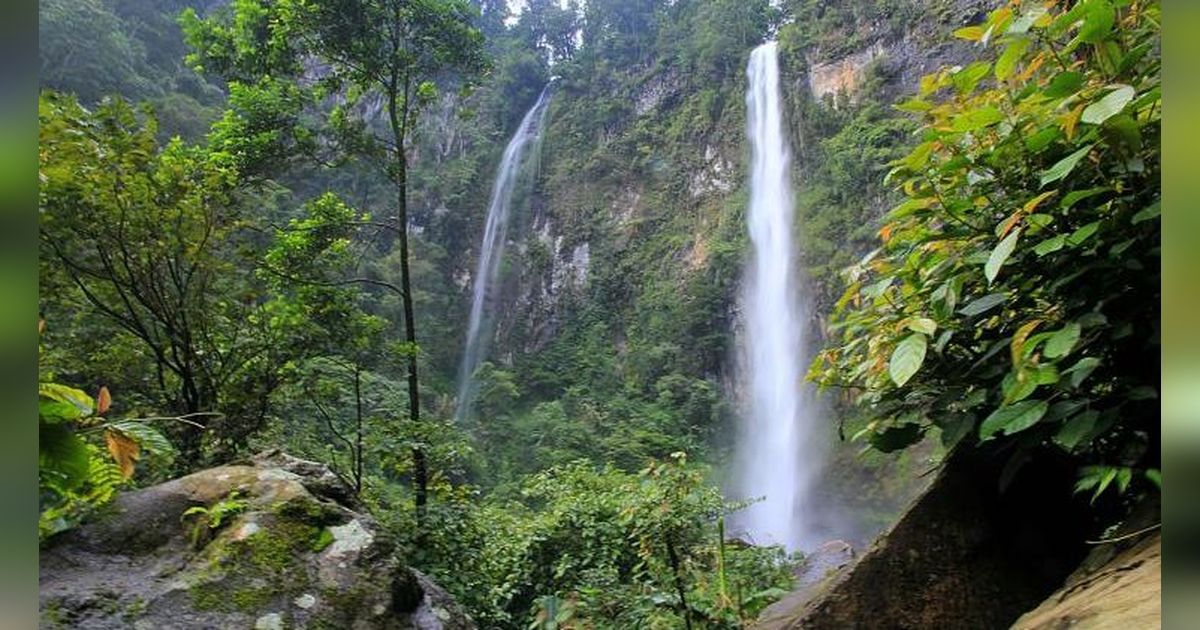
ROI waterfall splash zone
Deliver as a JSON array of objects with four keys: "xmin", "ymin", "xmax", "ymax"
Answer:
[
  {"xmin": 455, "ymin": 86, "xmax": 552, "ymax": 424},
  {"xmin": 732, "ymin": 41, "xmax": 824, "ymax": 552}
]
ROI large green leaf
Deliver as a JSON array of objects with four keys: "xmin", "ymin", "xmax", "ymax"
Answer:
[
  {"xmin": 1033, "ymin": 234, "xmax": 1065, "ymax": 257},
  {"xmin": 889, "ymin": 333, "xmax": 928, "ymax": 387},
  {"xmin": 1066, "ymin": 221, "xmax": 1101, "ymax": 247},
  {"xmin": 1131, "ymin": 201, "xmax": 1160, "ymax": 224},
  {"xmin": 1044, "ymin": 322, "xmax": 1082, "ymax": 358},
  {"xmin": 1054, "ymin": 410, "xmax": 1099, "ymax": 451},
  {"xmin": 39, "ymin": 423, "xmax": 92, "ymax": 493},
  {"xmin": 995, "ymin": 38, "xmax": 1031, "ymax": 80},
  {"xmin": 1040, "ymin": 145, "xmax": 1094, "ymax": 187},
  {"xmin": 1081, "ymin": 85, "xmax": 1135, "ymax": 125},
  {"xmin": 1043, "ymin": 71, "xmax": 1084, "ymax": 98},
  {"xmin": 40, "ymin": 399, "xmax": 83, "ymax": 424},
  {"xmin": 985, "ymin": 229, "xmax": 1021, "ymax": 284},
  {"xmin": 1060, "ymin": 186, "xmax": 1108, "ymax": 209},
  {"xmin": 1075, "ymin": 0, "xmax": 1115, "ymax": 45},
  {"xmin": 1063, "ymin": 356, "xmax": 1101, "ymax": 388},
  {"xmin": 39, "ymin": 382, "xmax": 94, "ymax": 417},
  {"xmin": 959, "ymin": 292, "xmax": 1007, "ymax": 317},
  {"xmin": 979, "ymin": 399, "xmax": 1049, "ymax": 439}
]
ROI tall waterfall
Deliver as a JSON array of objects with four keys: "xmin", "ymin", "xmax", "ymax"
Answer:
[
  {"xmin": 455, "ymin": 86, "xmax": 552, "ymax": 424},
  {"xmin": 732, "ymin": 41, "xmax": 822, "ymax": 551}
]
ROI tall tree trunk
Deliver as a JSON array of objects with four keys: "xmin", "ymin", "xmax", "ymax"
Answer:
[
  {"xmin": 387, "ymin": 77, "xmax": 428, "ymax": 522},
  {"xmin": 354, "ymin": 365, "xmax": 363, "ymax": 496}
]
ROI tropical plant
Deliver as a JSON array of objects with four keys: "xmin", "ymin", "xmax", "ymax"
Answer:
[
  {"xmin": 181, "ymin": 489, "xmax": 250, "ymax": 548},
  {"xmin": 39, "ymin": 323, "xmax": 176, "ymax": 539},
  {"xmin": 811, "ymin": 0, "xmax": 1161, "ymax": 503}
]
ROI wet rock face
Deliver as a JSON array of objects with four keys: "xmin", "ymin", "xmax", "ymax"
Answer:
[{"xmin": 40, "ymin": 451, "xmax": 473, "ymax": 630}]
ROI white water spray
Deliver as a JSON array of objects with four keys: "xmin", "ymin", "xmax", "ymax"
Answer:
[
  {"xmin": 732, "ymin": 41, "xmax": 823, "ymax": 551},
  {"xmin": 456, "ymin": 86, "xmax": 552, "ymax": 423}
]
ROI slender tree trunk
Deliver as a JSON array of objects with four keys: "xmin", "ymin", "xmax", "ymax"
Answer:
[
  {"xmin": 387, "ymin": 77, "xmax": 428, "ymax": 521},
  {"xmin": 665, "ymin": 536, "xmax": 693, "ymax": 630},
  {"xmin": 354, "ymin": 365, "xmax": 363, "ymax": 496}
]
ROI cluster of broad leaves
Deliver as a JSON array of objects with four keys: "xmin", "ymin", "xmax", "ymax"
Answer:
[
  {"xmin": 39, "ymin": 341, "xmax": 175, "ymax": 539},
  {"xmin": 382, "ymin": 455, "xmax": 794, "ymax": 629},
  {"xmin": 811, "ymin": 0, "xmax": 1160, "ymax": 501}
]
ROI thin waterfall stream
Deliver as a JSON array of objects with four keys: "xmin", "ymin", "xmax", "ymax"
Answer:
[
  {"xmin": 732, "ymin": 41, "xmax": 824, "ymax": 551},
  {"xmin": 455, "ymin": 86, "xmax": 552, "ymax": 423}
]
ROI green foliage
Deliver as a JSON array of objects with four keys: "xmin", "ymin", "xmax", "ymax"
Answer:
[
  {"xmin": 813, "ymin": 1, "xmax": 1160, "ymax": 500},
  {"xmin": 182, "ymin": 490, "xmax": 250, "ymax": 548},
  {"xmin": 39, "ymin": 329, "xmax": 175, "ymax": 540},
  {"xmin": 403, "ymin": 455, "xmax": 795, "ymax": 629},
  {"xmin": 39, "ymin": 92, "xmax": 287, "ymax": 466}
]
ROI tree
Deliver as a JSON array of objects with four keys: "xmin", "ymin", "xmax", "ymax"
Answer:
[
  {"xmin": 39, "ymin": 93, "xmax": 285, "ymax": 468},
  {"xmin": 182, "ymin": 0, "xmax": 487, "ymax": 518},
  {"xmin": 261, "ymin": 192, "xmax": 392, "ymax": 494},
  {"xmin": 812, "ymin": 0, "xmax": 1160, "ymax": 505}
]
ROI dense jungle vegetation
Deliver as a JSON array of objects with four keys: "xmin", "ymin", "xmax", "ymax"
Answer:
[{"xmin": 39, "ymin": 0, "xmax": 1159, "ymax": 627}]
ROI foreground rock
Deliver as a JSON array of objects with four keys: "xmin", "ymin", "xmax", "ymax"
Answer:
[
  {"xmin": 756, "ymin": 447, "xmax": 1097, "ymax": 629},
  {"xmin": 1012, "ymin": 496, "xmax": 1161, "ymax": 630},
  {"xmin": 40, "ymin": 450, "xmax": 472, "ymax": 629}
]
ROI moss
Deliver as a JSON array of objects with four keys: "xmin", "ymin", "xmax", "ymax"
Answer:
[
  {"xmin": 311, "ymin": 527, "xmax": 335, "ymax": 552},
  {"xmin": 41, "ymin": 601, "xmax": 66, "ymax": 628},
  {"xmin": 271, "ymin": 494, "xmax": 345, "ymax": 528},
  {"xmin": 121, "ymin": 596, "xmax": 147, "ymax": 621},
  {"xmin": 188, "ymin": 514, "xmax": 327, "ymax": 613}
]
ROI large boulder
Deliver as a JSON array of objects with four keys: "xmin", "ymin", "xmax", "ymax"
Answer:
[
  {"xmin": 756, "ymin": 447, "xmax": 1096, "ymax": 629},
  {"xmin": 40, "ymin": 450, "xmax": 473, "ymax": 629},
  {"xmin": 1011, "ymin": 497, "xmax": 1161, "ymax": 630},
  {"xmin": 1011, "ymin": 531, "xmax": 1160, "ymax": 630}
]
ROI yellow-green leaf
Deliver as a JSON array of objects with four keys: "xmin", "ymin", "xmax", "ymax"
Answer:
[
  {"xmin": 995, "ymin": 38, "xmax": 1031, "ymax": 80},
  {"xmin": 985, "ymin": 228, "xmax": 1021, "ymax": 284},
  {"xmin": 889, "ymin": 333, "xmax": 928, "ymax": 387}
]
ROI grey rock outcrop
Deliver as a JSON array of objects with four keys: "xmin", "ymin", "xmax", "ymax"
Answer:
[{"xmin": 40, "ymin": 451, "xmax": 473, "ymax": 630}]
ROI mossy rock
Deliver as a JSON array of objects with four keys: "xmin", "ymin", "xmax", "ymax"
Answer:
[{"xmin": 39, "ymin": 451, "xmax": 474, "ymax": 629}]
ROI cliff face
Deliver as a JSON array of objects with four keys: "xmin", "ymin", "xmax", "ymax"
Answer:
[
  {"xmin": 430, "ymin": 0, "xmax": 988, "ymax": 540},
  {"xmin": 472, "ymin": 0, "xmax": 991, "ymax": 364}
]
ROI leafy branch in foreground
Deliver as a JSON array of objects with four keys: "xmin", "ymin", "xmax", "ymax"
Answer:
[
  {"xmin": 40, "ymin": 323, "xmax": 179, "ymax": 539},
  {"xmin": 811, "ymin": 0, "xmax": 1160, "ymax": 502}
]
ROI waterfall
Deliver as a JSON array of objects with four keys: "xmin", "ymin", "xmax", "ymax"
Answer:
[
  {"xmin": 455, "ymin": 86, "xmax": 552, "ymax": 423},
  {"xmin": 732, "ymin": 41, "xmax": 823, "ymax": 551}
]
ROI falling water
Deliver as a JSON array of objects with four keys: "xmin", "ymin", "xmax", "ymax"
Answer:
[
  {"xmin": 732, "ymin": 41, "xmax": 822, "ymax": 551},
  {"xmin": 455, "ymin": 86, "xmax": 552, "ymax": 423}
]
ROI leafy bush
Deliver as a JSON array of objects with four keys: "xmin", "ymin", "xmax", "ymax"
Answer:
[
  {"xmin": 403, "ymin": 455, "xmax": 796, "ymax": 629},
  {"xmin": 812, "ymin": 0, "xmax": 1160, "ymax": 503}
]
